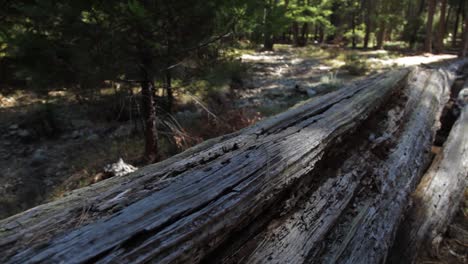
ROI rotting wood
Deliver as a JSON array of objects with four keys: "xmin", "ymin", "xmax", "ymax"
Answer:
[
  {"xmin": 212, "ymin": 63, "xmax": 465, "ymax": 264},
  {"xmin": 387, "ymin": 93, "xmax": 468, "ymax": 263},
  {"xmin": 0, "ymin": 61, "xmax": 466, "ymax": 264}
]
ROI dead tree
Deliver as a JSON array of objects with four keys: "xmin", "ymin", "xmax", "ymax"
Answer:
[
  {"xmin": 388, "ymin": 82, "xmax": 468, "ymax": 263},
  {"xmin": 0, "ymin": 61, "xmax": 466, "ymax": 264}
]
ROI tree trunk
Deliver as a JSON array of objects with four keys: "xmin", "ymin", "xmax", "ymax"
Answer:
[
  {"xmin": 263, "ymin": 3, "xmax": 274, "ymax": 51},
  {"xmin": 389, "ymin": 79, "xmax": 468, "ymax": 263},
  {"xmin": 223, "ymin": 64, "xmax": 463, "ymax": 264},
  {"xmin": 263, "ymin": 33, "xmax": 274, "ymax": 51},
  {"xmin": 351, "ymin": 11, "xmax": 357, "ymax": 49},
  {"xmin": 299, "ymin": 22, "xmax": 309, "ymax": 47},
  {"xmin": 363, "ymin": 0, "xmax": 372, "ymax": 49},
  {"xmin": 364, "ymin": 24, "xmax": 371, "ymax": 49},
  {"xmin": 434, "ymin": 0, "xmax": 448, "ymax": 53},
  {"xmin": 318, "ymin": 25, "xmax": 325, "ymax": 43},
  {"xmin": 387, "ymin": 27, "xmax": 393, "ymax": 42},
  {"xmin": 0, "ymin": 63, "xmax": 465, "ymax": 264},
  {"xmin": 461, "ymin": 7, "xmax": 468, "ymax": 57},
  {"xmin": 408, "ymin": 0, "xmax": 426, "ymax": 50},
  {"xmin": 452, "ymin": 0, "xmax": 464, "ymax": 48},
  {"xmin": 376, "ymin": 21, "xmax": 386, "ymax": 49},
  {"xmin": 314, "ymin": 23, "xmax": 319, "ymax": 42},
  {"xmin": 292, "ymin": 21, "xmax": 299, "ymax": 46},
  {"xmin": 165, "ymin": 68, "xmax": 173, "ymax": 113},
  {"xmin": 425, "ymin": 0, "xmax": 437, "ymax": 53},
  {"xmin": 141, "ymin": 77, "xmax": 159, "ymax": 163}
]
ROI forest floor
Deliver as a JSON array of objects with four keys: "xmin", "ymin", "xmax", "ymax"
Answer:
[{"xmin": 0, "ymin": 45, "xmax": 465, "ymax": 262}]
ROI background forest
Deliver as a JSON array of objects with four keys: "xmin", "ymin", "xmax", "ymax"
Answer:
[{"xmin": 0, "ymin": 0, "xmax": 467, "ymax": 219}]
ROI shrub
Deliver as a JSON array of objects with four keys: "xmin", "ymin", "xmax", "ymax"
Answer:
[
  {"xmin": 342, "ymin": 53, "xmax": 370, "ymax": 75},
  {"xmin": 19, "ymin": 102, "xmax": 61, "ymax": 139},
  {"xmin": 318, "ymin": 71, "xmax": 343, "ymax": 91}
]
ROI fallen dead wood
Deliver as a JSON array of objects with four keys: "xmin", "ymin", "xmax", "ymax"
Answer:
[
  {"xmin": 388, "ymin": 84, "xmax": 468, "ymax": 264},
  {"xmin": 0, "ymin": 61, "xmax": 466, "ymax": 264},
  {"xmin": 213, "ymin": 63, "xmax": 465, "ymax": 264}
]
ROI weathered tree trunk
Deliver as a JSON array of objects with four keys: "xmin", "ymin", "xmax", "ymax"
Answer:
[
  {"xmin": 425, "ymin": 0, "xmax": 437, "ymax": 53},
  {"xmin": 0, "ymin": 63, "xmax": 465, "ymax": 264},
  {"xmin": 434, "ymin": 0, "xmax": 448, "ymax": 53},
  {"xmin": 388, "ymin": 85, "xmax": 468, "ymax": 264},
  {"xmin": 217, "ymin": 64, "xmax": 464, "ymax": 264}
]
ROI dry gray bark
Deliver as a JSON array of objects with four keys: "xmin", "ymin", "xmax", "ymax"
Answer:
[
  {"xmin": 219, "ymin": 64, "xmax": 463, "ymax": 264},
  {"xmin": 0, "ymin": 62, "xmax": 465, "ymax": 264},
  {"xmin": 387, "ymin": 103, "xmax": 468, "ymax": 263}
]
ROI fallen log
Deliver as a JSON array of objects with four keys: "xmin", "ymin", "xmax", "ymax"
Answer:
[
  {"xmin": 212, "ymin": 63, "xmax": 464, "ymax": 264},
  {"xmin": 0, "ymin": 62, "xmax": 465, "ymax": 264},
  {"xmin": 388, "ymin": 83, "xmax": 468, "ymax": 263}
]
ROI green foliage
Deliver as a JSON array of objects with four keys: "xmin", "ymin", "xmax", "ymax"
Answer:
[
  {"xmin": 207, "ymin": 59, "xmax": 248, "ymax": 87},
  {"xmin": 287, "ymin": 0, "xmax": 334, "ymax": 30},
  {"xmin": 344, "ymin": 24, "xmax": 366, "ymax": 45},
  {"xmin": 342, "ymin": 53, "xmax": 370, "ymax": 75},
  {"xmin": 20, "ymin": 101, "xmax": 61, "ymax": 138},
  {"xmin": 319, "ymin": 71, "xmax": 343, "ymax": 90},
  {"xmin": 1, "ymin": 0, "xmax": 238, "ymax": 92},
  {"xmin": 185, "ymin": 58, "xmax": 248, "ymax": 101}
]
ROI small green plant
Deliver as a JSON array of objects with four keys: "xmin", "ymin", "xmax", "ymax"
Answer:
[
  {"xmin": 205, "ymin": 59, "xmax": 249, "ymax": 89},
  {"xmin": 319, "ymin": 71, "xmax": 343, "ymax": 90},
  {"xmin": 342, "ymin": 53, "xmax": 370, "ymax": 76},
  {"xmin": 19, "ymin": 101, "xmax": 61, "ymax": 138}
]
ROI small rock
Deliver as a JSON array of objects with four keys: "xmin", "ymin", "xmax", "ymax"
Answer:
[
  {"xmin": 56, "ymin": 162, "xmax": 65, "ymax": 169},
  {"xmin": 72, "ymin": 120, "xmax": 93, "ymax": 129},
  {"xmin": 16, "ymin": 129, "xmax": 31, "ymax": 138},
  {"xmin": 112, "ymin": 125, "xmax": 133, "ymax": 138},
  {"xmin": 44, "ymin": 179, "xmax": 55, "ymax": 187},
  {"xmin": 457, "ymin": 88, "xmax": 468, "ymax": 107},
  {"xmin": 103, "ymin": 158, "xmax": 137, "ymax": 178},
  {"xmin": 30, "ymin": 148, "xmax": 48, "ymax": 167},
  {"xmin": 70, "ymin": 130, "xmax": 83, "ymax": 139},
  {"xmin": 9, "ymin": 124, "xmax": 19, "ymax": 130},
  {"xmin": 17, "ymin": 129, "xmax": 32, "ymax": 140},
  {"xmin": 86, "ymin": 133, "xmax": 99, "ymax": 141}
]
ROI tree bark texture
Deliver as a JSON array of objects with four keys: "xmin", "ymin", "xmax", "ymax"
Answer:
[
  {"xmin": 388, "ymin": 86, "xmax": 468, "ymax": 264},
  {"xmin": 0, "ymin": 62, "xmax": 466, "ymax": 264}
]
